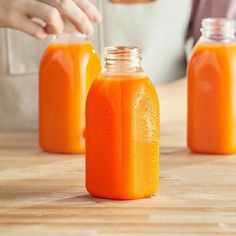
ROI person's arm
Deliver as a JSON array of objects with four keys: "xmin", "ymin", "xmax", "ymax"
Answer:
[
  {"xmin": 0, "ymin": 0, "xmax": 101, "ymax": 39},
  {"xmin": 156, "ymin": 78, "xmax": 187, "ymax": 133}
]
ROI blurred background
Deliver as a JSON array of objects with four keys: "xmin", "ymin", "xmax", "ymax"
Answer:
[{"xmin": 0, "ymin": 0, "xmax": 234, "ymax": 132}]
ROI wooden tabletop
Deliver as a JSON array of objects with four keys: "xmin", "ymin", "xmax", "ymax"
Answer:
[{"xmin": 0, "ymin": 132, "xmax": 236, "ymax": 236}]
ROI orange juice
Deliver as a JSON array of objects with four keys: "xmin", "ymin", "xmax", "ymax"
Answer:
[
  {"xmin": 188, "ymin": 18, "xmax": 236, "ymax": 154},
  {"xmin": 86, "ymin": 47, "xmax": 159, "ymax": 199},
  {"xmin": 39, "ymin": 34, "xmax": 101, "ymax": 154}
]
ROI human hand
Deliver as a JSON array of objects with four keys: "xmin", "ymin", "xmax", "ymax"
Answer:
[{"xmin": 0, "ymin": 0, "xmax": 101, "ymax": 39}]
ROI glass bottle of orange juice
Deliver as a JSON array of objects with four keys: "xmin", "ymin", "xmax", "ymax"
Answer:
[
  {"xmin": 188, "ymin": 18, "xmax": 236, "ymax": 154},
  {"xmin": 39, "ymin": 33, "xmax": 101, "ymax": 154},
  {"xmin": 86, "ymin": 46, "xmax": 159, "ymax": 199}
]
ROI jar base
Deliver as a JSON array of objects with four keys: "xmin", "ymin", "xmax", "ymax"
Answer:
[
  {"xmin": 39, "ymin": 143, "xmax": 85, "ymax": 155},
  {"xmin": 86, "ymin": 186, "xmax": 158, "ymax": 200}
]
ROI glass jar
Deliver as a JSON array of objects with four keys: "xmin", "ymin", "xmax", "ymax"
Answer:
[
  {"xmin": 39, "ymin": 33, "xmax": 101, "ymax": 154},
  {"xmin": 188, "ymin": 18, "xmax": 236, "ymax": 154},
  {"xmin": 86, "ymin": 46, "xmax": 159, "ymax": 199}
]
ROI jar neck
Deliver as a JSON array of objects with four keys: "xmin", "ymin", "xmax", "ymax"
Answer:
[
  {"xmin": 201, "ymin": 18, "xmax": 236, "ymax": 42},
  {"xmin": 53, "ymin": 33, "xmax": 88, "ymax": 43},
  {"xmin": 104, "ymin": 46, "xmax": 143, "ymax": 73}
]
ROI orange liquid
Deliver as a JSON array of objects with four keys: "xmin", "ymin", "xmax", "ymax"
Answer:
[
  {"xmin": 39, "ymin": 41, "xmax": 101, "ymax": 154},
  {"xmin": 188, "ymin": 42, "xmax": 236, "ymax": 154},
  {"xmin": 86, "ymin": 73, "xmax": 159, "ymax": 199}
]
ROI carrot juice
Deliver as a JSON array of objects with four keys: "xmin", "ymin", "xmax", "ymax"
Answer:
[
  {"xmin": 86, "ymin": 46, "xmax": 159, "ymax": 200},
  {"xmin": 39, "ymin": 34, "xmax": 101, "ymax": 154},
  {"xmin": 188, "ymin": 18, "xmax": 236, "ymax": 154}
]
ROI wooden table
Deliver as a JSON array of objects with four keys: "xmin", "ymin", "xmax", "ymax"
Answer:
[{"xmin": 0, "ymin": 132, "xmax": 236, "ymax": 235}]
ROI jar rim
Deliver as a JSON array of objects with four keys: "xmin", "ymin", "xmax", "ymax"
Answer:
[
  {"xmin": 104, "ymin": 46, "xmax": 141, "ymax": 60},
  {"xmin": 55, "ymin": 32, "xmax": 87, "ymax": 40}
]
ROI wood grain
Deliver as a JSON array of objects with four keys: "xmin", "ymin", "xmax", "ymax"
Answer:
[{"xmin": 0, "ymin": 132, "xmax": 236, "ymax": 235}]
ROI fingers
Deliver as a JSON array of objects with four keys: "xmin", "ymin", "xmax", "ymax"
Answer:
[
  {"xmin": 59, "ymin": 0, "xmax": 94, "ymax": 35},
  {"xmin": 63, "ymin": 17, "xmax": 78, "ymax": 33},
  {"xmin": 0, "ymin": 0, "xmax": 101, "ymax": 37},
  {"xmin": 74, "ymin": 0, "xmax": 102, "ymax": 23},
  {"xmin": 11, "ymin": 16, "xmax": 47, "ymax": 39},
  {"xmin": 39, "ymin": 0, "xmax": 94, "ymax": 35},
  {"xmin": 25, "ymin": 1, "xmax": 64, "ymax": 34}
]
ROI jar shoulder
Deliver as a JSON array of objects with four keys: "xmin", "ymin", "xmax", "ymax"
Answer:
[{"xmin": 87, "ymin": 72, "xmax": 158, "ymax": 103}]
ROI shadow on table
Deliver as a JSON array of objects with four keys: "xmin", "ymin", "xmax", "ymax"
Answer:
[{"xmin": 160, "ymin": 145, "xmax": 232, "ymax": 176}]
